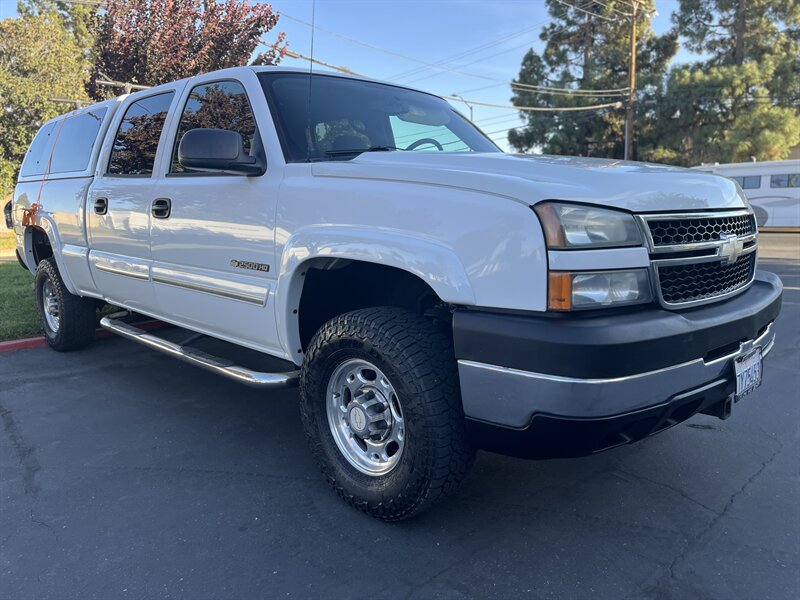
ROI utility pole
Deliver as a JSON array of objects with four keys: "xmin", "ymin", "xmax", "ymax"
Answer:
[{"xmin": 624, "ymin": 0, "xmax": 638, "ymax": 161}]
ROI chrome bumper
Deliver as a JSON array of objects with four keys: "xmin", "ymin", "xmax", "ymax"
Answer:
[{"xmin": 458, "ymin": 323, "xmax": 775, "ymax": 429}]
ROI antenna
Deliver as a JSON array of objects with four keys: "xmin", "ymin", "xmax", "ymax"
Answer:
[{"xmin": 306, "ymin": 0, "xmax": 316, "ymax": 162}]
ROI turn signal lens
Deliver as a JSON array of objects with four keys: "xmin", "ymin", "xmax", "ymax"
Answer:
[
  {"xmin": 548, "ymin": 269, "xmax": 652, "ymax": 311},
  {"xmin": 548, "ymin": 272, "xmax": 573, "ymax": 310}
]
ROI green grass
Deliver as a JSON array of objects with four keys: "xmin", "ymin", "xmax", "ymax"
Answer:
[
  {"xmin": 0, "ymin": 229, "xmax": 15, "ymax": 253},
  {"xmin": 0, "ymin": 262, "xmax": 39, "ymax": 341}
]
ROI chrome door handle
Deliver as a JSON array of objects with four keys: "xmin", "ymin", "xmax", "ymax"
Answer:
[
  {"xmin": 94, "ymin": 197, "xmax": 108, "ymax": 215},
  {"xmin": 152, "ymin": 198, "xmax": 171, "ymax": 219}
]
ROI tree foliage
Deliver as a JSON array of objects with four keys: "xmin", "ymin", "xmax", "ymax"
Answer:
[
  {"xmin": 17, "ymin": 0, "xmax": 96, "ymax": 53},
  {"xmin": 0, "ymin": 13, "xmax": 89, "ymax": 198},
  {"xmin": 641, "ymin": 0, "xmax": 800, "ymax": 165},
  {"xmin": 88, "ymin": 0, "xmax": 287, "ymax": 100},
  {"xmin": 510, "ymin": 0, "xmax": 799, "ymax": 165},
  {"xmin": 509, "ymin": 0, "xmax": 677, "ymax": 158}
]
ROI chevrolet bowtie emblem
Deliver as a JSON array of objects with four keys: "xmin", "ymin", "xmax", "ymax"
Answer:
[{"xmin": 719, "ymin": 232, "xmax": 744, "ymax": 265}]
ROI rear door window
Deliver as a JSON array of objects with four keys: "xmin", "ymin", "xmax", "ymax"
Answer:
[
  {"xmin": 50, "ymin": 108, "xmax": 108, "ymax": 174},
  {"xmin": 19, "ymin": 121, "xmax": 58, "ymax": 178},
  {"xmin": 108, "ymin": 92, "xmax": 175, "ymax": 176}
]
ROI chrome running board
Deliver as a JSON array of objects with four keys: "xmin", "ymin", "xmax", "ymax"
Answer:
[{"xmin": 99, "ymin": 315, "xmax": 299, "ymax": 388}]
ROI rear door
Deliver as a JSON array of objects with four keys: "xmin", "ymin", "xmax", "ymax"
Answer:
[
  {"xmin": 87, "ymin": 88, "xmax": 182, "ymax": 313},
  {"xmin": 149, "ymin": 72, "xmax": 282, "ymax": 353}
]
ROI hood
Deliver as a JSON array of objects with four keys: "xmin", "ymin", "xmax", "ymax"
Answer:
[{"xmin": 311, "ymin": 152, "xmax": 746, "ymax": 213}]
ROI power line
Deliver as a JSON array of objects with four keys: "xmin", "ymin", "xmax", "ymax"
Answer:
[
  {"xmin": 390, "ymin": 24, "xmax": 542, "ymax": 81},
  {"xmin": 586, "ymin": 0, "xmax": 633, "ymax": 18},
  {"xmin": 279, "ymin": 8, "xmax": 625, "ymax": 98},
  {"xmin": 284, "ymin": 49, "xmax": 361, "ymax": 76},
  {"xmin": 457, "ymin": 80, "xmax": 627, "ymax": 97},
  {"xmin": 398, "ymin": 4, "xmax": 589, "ymax": 86},
  {"xmin": 553, "ymin": 0, "xmax": 618, "ymax": 22},
  {"xmin": 393, "ymin": 0, "xmax": 601, "ymax": 83},
  {"xmin": 285, "ymin": 50, "xmax": 625, "ymax": 114},
  {"xmin": 278, "ymin": 12, "xmax": 461, "ymax": 73},
  {"xmin": 442, "ymin": 97, "xmax": 623, "ymax": 112},
  {"xmin": 511, "ymin": 82, "xmax": 627, "ymax": 96}
]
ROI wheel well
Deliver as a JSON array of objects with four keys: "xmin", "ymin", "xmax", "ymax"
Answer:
[
  {"xmin": 28, "ymin": 227, "xmax": 53, "ymax": 265},
  {"xmin": 297, "ymin": 260, "xmax": 448, "ymax": 350}
]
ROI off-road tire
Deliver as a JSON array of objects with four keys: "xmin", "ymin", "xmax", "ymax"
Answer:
[
  {"xmin": 300, "ymin": 307, "xmax": 475, "ymax": 521},
  {"xmin": 35, "ymin": 258, "xmax": 97, "ymax": 351}
]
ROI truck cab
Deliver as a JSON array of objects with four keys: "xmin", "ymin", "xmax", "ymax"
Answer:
[{"xmin": 10, "ymin": 66, "xmax": 783, "ymax": 520}]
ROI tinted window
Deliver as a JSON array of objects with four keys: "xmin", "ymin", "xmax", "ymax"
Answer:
[
  {"xmin": 19, "ymin": 121, "xmax": 58, "ymax": 178},
  {"xmin": 732, "ymin": 175, "xmax": 761, "ymax": 189},
  {"xmin": 108, "ymin": 92, "xmax": 175, "ymax": 175},
  {"xmin": 259, "ymin": 72, "xmax": 499, "ymax": 162},
  {"xmin": 50, "ymin": 108, "xmax": 108, "ymax": 174},
  {"xmin": 172, "ymin": 81, "xmax": 257, "ymax": 173},
  {"xmin": 770, "ymin": 173, "xmax": 799, "ymax": 188}
]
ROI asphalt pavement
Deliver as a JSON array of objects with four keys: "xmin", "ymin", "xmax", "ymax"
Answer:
[{"xmin": 1, "ymin": 249, "xmax": 798, "ymax": 599}]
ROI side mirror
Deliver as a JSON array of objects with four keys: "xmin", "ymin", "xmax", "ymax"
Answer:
[
  {"xmin": 178, "ymin": 128, "xmax": 265, "ymax": 175},
  {"xmin": 4, "ymin": 200, "xmax": 12, "ymax": 229}
]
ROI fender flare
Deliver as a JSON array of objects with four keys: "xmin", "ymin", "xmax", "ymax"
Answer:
[
  {"xmin": 23, "ymin": 213, "xmax": 80, "ymax": 295},
  {"xmin": 275, "ymin": 226, "xmax": 475, "ymax": 363}
]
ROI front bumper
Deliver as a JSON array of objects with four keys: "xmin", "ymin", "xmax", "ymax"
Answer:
[{"xmin": 453, "ymin": 271, "xmax": 783, "ymax": 459}]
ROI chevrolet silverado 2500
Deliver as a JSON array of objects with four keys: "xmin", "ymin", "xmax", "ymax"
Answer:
[{"xmin": 8, "ymin": 67, "xmax": 783, "ymax": 520}]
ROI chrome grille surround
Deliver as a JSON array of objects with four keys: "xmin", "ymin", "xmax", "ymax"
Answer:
[{"xmin": 636, "ymin": 210, "xmax": 758, "ymax": 309}]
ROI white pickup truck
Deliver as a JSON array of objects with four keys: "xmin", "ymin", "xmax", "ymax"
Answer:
[{"xmin": 7, "ymin": 66, "xmax": 783, "ymax": 520}]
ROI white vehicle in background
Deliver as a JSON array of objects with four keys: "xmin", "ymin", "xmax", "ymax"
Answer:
[
  {"xmin": 692, "ymin": 160, "xmax": 800, "ymax": 230},
  {"xmin": 6, "ymin": 66, "xmax": 785, "ymax": 520}
]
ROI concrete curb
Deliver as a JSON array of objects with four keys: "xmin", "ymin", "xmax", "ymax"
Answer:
[{"xmin": 0, "ymin": 319, "xmax": 168, "ymax": 353}]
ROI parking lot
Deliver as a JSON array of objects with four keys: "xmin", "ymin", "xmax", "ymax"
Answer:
[{"xmin": 1, "ymin": 238, "xmax": 798, "ymax": 599}]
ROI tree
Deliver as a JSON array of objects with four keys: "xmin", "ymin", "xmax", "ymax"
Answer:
[
  {"xmin": 88, "ymin": 0, "xmax": 287, "ymax": 100},
  {"xmin": 643, "ymin": 0, "xmax": 800, "ymax": 165},
  {"xmin": 672, "ymin": 0, "xmax": 797, "ymax": 67},
  {"xmin": 0, "ymin": 14, "xmax": 89, "ymax": 199},
  {"xmin": 508, "ymin": 0, "xmax": 677, "ymax": 158},
  {"xmin": 17, "ymin": 0, "xmax": 97, "ymax": 53}
]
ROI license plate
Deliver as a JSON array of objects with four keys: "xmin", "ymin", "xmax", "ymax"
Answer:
[{"xmin": 734, "ymin": 347, "xmax": 763, "ymax": 401}]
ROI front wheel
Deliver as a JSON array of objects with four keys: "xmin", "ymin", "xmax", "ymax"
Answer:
[
  {"xmin": 35, "ymin": 258, "xmax": 97, "ymax": 351},
  {"xmin": 300, "ymin": 307, "xmax": 475, "ymax": 521}
]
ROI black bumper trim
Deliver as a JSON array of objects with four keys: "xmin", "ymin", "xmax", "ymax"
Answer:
[
  {"xmin": 453, "ymin": 271, "xmax": 782, "ymax": 379},
  {"xmin": 466, "ymin": 376, "xmax": 736, "ymax": 460}
]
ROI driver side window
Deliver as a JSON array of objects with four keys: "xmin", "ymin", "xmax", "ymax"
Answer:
[
  {"xmin": 171, "ymin": 80, "xmax": 258, "ymax": 173},
  {"xmin": 389, "ymin": 115, "xmax": 469, "ymax": 152}
]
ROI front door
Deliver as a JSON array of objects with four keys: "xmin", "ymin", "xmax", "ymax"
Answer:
[
  {"xmin": 87, "ymin": 89, "xmax": 181, "ymax": 314},
  {"xmin": 149, "ymin": 74, "xmax": 282, "ymax": 354}
]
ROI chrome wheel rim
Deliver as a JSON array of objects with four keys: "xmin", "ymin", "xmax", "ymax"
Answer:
[
  {"xmin": 326, "ymin": 358, "xmax": 405, "ymax": 476},
  {"xmin": 42, "ymin": 280, "xmax": 60, "ymax": 333}
]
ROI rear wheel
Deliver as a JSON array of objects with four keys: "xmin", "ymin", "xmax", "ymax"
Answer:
[
  {"xmin": 300, "ymin": 307, "xmax": 475, "ymax": 521},
  {"xmin": 35, "ymin": 258, "xmax": 97, "ymax": 351}
]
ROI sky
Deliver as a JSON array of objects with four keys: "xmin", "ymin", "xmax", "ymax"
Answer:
[{"xmin": 0, "ymin": 0, "xmax": 690, "ymax": 150}]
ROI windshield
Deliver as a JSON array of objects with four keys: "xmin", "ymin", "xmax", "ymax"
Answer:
[{"xmin": 258, "ymin": 72, "xmax": 500, "ymax": 162}]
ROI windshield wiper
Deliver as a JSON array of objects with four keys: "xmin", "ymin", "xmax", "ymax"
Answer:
[{"xmin": 325, "ymin": 145, "xmax": 403, "ymax": 156}]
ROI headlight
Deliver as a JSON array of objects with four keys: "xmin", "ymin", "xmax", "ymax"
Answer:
[
  {"xmin": 548, "ymin": 269, "xmax": 652, "ymax": 310},
  {"xmin": 534, "ymin": 202, "xmax": 642, "ymax": 249}
]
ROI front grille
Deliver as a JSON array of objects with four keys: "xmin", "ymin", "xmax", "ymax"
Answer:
[
  {"xmin": 657, "ymin": 252, "xmax": 756, "ymax": 305},
  {"xmin": 648, "ymin": 214, "xmax": 756, "ymax": 247}
]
